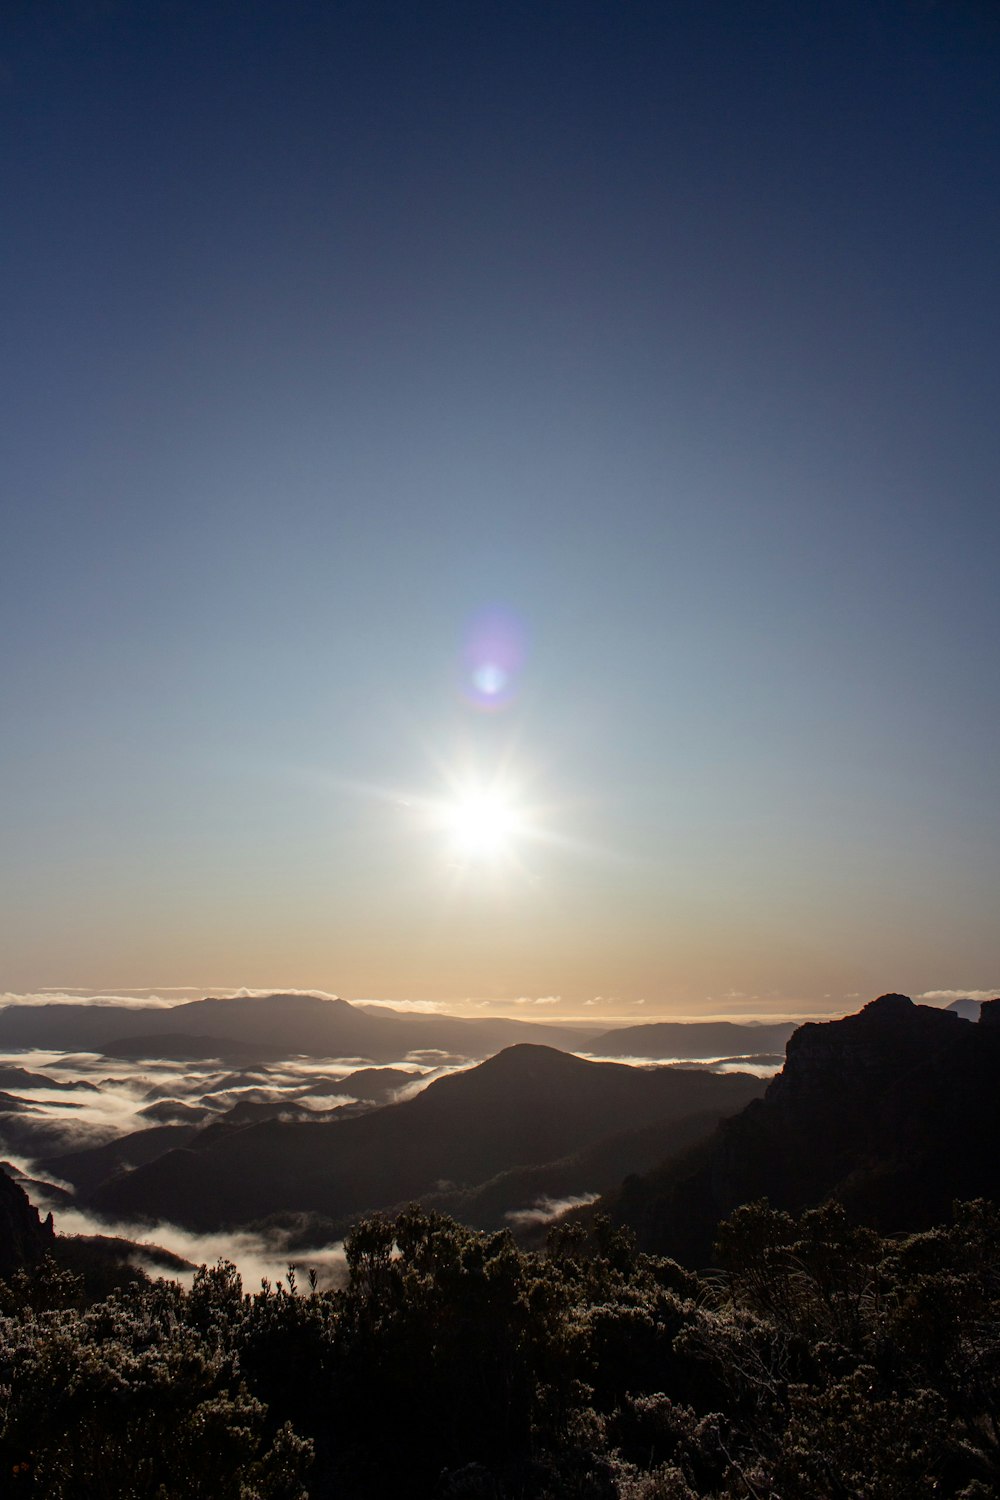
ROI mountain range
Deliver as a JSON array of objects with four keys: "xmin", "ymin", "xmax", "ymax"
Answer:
[
  {"xmin": 586, "ymin": 1018, "xmax": 797, "ymax": 1057},
  {"xmin": 0, "ymin": 993, "xmax": 799, "ymax": 1062},
  {"xmin": 4, "ymin": 990, "xmax": 999, "ymax": 1287},
  {"xmin": 81, "ymin": 1045, "xmax": 765, "ymax": 1232}
]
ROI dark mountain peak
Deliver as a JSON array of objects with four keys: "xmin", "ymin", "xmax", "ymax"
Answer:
[
  {"xmin": 89, "ymin": 1038, "xmax": 763, "ymax": 1231},
  {"xmin": 184, "ymin": 992, "xmax": 346, "ymax": 1013},
  {"xmin": 323, "ymin": 1067, "xmax": 417, "ymax": 1101},
  {"xmin": 776, "ymin": 992, "xmax": 966, "ymax": 1109},
  {"xmin": 784, "ymin": 991, "xmax": 961, "ymax": 1057},
  {"xmin": 474, "ymin": 1043, "xmax": 586, "ymax": 1074},
  {"xmin": 412, "ymin": 1045, "xmax": 592, "ymax": 1107},
  {"xmin": 864, "ymin": 991, "xmax": 913, "ymax": 1014},
  {"xmin": 612, "ymin": 992, "xmax": 1000, "ymax": 1264},
  {"xmin": 980, "ymin": 998, "xmax": 1000, "ymax": 1028}
]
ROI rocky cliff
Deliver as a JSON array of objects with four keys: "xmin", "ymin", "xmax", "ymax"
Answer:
[
  {"xmin": 0, "ymin": 1167, "xmax": 55, "ymax": 1279},
  {"xmin": 613, "ymin": 993, "xmax": 1000, "ymax": 1265}
]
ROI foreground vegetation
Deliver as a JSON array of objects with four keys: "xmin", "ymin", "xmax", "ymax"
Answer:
[{"xmin": 1, "ymin": 1201, "xmax": 998, "ymax": 1498}]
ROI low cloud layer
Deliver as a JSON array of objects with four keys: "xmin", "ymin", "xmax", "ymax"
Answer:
[
  {"xmin": 0, "ymin": 987, "xmax": 343, "ymax": 1011},
  {"xmin": 0, "ymin": 1014, "xmax": 795, "ymax": 1281},
  {"xmin": 0, "ymin": 1049, "xmax": 441, "ymax": 1164},
  {"xmin": 36, "ymin": 1197, "xmax": 348, "ymax": 1292},
  {"xmin": 0, "ymin": 991, "xmax": 181, "ymax": 1010},
  {"xmin": 918, "ymin": 989, "xmax": 999, "ymax": 1003},
  {"xmin": 505, "ymin": 1194, "xmax": 599, "ymax": 1227},
  {"xmin": 356, "ymin": 998, "xmax": 448, "ymax": 1014}
]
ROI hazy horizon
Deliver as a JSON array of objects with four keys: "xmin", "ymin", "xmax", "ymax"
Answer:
[{"xmin": 0, "ymin": 984, "xmax": 990, "ymax": 1028}]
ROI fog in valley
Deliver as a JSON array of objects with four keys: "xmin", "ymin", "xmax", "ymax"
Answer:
[{"xmin": 0, "ymin": 992, "xmax": 790, "ymax": 1285}]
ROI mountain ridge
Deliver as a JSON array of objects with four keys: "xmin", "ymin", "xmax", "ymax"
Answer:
[
  {"xmin": 588, "ymin": 1019, "xmax": 797, "ymax": 1058},
  {"xmin": 609, "ymin": 993, "xmax": 1000, "ymax": 1264},
  {"xmin": 0, "ymin": 994, "xmax": 586, "ymax": 1061},
  {"xmin": 86, "ymin": 1044, "xmax": 765, "ymax": 1232}
]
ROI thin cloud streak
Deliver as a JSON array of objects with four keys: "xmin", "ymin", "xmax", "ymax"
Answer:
[
  {"xmin": 0, "ymin": 988, "xmax": 344, "ymax": 1011},
  {"xmin": 918, "ymin": 989, "xmax": 998, "ymax": 1003},
  {"xmin": 505, "ymin": 1193, "xmax": 600, "ymax": 1226}
]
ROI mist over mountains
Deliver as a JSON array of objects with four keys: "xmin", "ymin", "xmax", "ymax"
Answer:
[
  {"xmin": 0, "ymin": 991, "xmax": 796, "ymax": 1062},
  {"xmin": 4, "ymin": 994, "xmax": 999, "ymax": 1500},
  {"xmin": 0, "ymin": 991, "xmax": 789, "ymax": 1279},
  {"xmin": 2, "ymin": 989, "xmax": 998, "ymax": 1289},
  {"xmin": 85, "ymin": 1045, "xmax": 766, "ymax": 1232}
]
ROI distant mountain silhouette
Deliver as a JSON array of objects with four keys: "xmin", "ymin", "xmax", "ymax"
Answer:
[
  {"xmin": 610, "ymin": 994, "xmax": 1000, "ymax": 1264},
  {"xmin": 0, "ymin": 994, "xmax": 585, "ymax": 1061},
  {"xmin": 944, "ymin": 997, "xmax": 985, "ymax": 1022},
  {"xmin": 205, "ymin": 1098, "xmax": 342, "ymax": 1128},
  {"xmin": 0, "ymin": 1092, "xmax": 46, "ymax": 1115},
  {"xmin": 305, "ymin": 1066, "xmax": 419, "ymax": 1100},
  {"xmin": 0, "ymin": 1065, "xmax": 99, "ymax": 1093},
  {"xmin": 588, "ymin": 1019, "xmax": 796, "ymax": 1058},
  {"xmin": 137, "ymin": 1100, "xmax": 216, "ymax": 1125},
  {"xmin": 100, "ymin": 1033, "xmax": 282, "ymax": 1062},
  {"xmin": 57, "ymin": 1233, "xmax": 195, "ymax": 1277},
  {"xmin": 86, "ymin": 1045, "xmax": 764, "ymax": 1232}
]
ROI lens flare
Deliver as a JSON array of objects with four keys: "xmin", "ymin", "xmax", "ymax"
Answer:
[
  {"xmin": 471, "ymin": 662, "xmax": 508, "ymax": 697},
  {"xmin": 461, "ymin": 607, "xmax": 527, "ymax": 711}
]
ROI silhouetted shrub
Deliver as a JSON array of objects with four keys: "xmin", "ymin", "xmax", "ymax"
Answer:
[{"xmin": 0, "ymin": 1202, "xmax": 997, "ymax": 1496}]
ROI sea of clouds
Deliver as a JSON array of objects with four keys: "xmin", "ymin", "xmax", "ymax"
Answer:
[{"xmin": 5, "ymin": 991, "xmax": 920, "ymax": 1284}]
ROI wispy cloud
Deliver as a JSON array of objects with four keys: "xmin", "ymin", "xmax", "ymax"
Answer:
[
  {"xmin": 1, "ymin": 988, "xmax": 345, "ymax": 1011},
  {"xmin": 390, "ymin": 1061, "xmax": 472, "ymax": 1101},
  {"xmin": 355, "ymin": 998, "xmax": 446, "ymax": 1014},
  {"xmin": 230, "ymin": 988, "xmax": 341, "ymax": 1001},
  {"xmin": 505, "ymin": 1193, "xmax": 599, "ymax": 1226},
  {"xmin": 0, "ymin": 991, "xmax": 179, "ymax": 1010},
  {"xmin": 918, "ymin": 989, "xmax": 998, "ymax": 1003}
]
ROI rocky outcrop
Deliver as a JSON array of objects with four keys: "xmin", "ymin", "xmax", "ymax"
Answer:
[
  {"xmin": 613, "ymin": 994, "xmax": 1000, "ymax": 1265},
  {"xmin": 0, "ymin": 1167, "xmax": 55, "ymax": 1279},
  {"xmin": 978, "ymin": 997, "xmax": 1000, "ymax": 1029}
]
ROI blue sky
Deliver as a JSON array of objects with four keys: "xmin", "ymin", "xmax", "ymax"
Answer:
[{"xmin": 2, "ymin": 0, "xmax": 998, "ymax": 1015}]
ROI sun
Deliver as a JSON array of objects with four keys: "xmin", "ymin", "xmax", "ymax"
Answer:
[
  {"xmin": 414, "ymin": 763, "xmax": 537, "ymax": 868},
  {"xmin": 444, "ymin": 788, "xmax": 520, "ymax": 859}
]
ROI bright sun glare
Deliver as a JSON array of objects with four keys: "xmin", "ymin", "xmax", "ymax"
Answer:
[{"xmin": 444, "ymin": 789, "xmax": 520, "ymax": 858}]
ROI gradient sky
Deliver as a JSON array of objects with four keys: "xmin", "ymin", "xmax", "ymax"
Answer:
[{"xmin": 2, "ymin": 0, "xmax": 998, "ymax": 1018}]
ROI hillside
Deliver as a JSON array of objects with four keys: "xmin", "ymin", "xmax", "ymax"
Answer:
[
  {"xmin": 610, "ymin": 993, "xmax": 1000, "ymax": 1264},
  {"xmin": 87, "ymin": 1045, "xmax": 764, "ymax": 1231}
]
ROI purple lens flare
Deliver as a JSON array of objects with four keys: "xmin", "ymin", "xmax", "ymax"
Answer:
[{"xmin": 460, "ymin": 607, "xmax": 528, "ymax": 711}]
